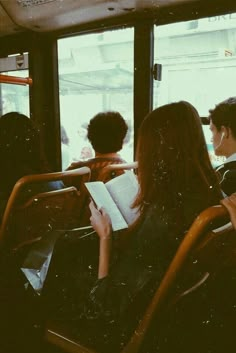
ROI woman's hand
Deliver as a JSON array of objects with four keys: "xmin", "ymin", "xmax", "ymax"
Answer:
[
  {"xmin": 221, "ymin": 193, "xmax": 236, "ymax": 229},
  {"xmin": 89, "ymin": 200, "xmax": 112, "ymax": 240},
  {"xmin": 89, "ymin": 200, "xmax": 112, "ymax": 279}
]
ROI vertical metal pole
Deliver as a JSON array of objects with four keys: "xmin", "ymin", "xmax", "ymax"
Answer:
[
  {"xmin": 133, "ymin": 21, "xmax": 154, "ymax": 156},
  {"xmin": 29, "ymin": 34, "xmax": 61, "ymax": 171}
]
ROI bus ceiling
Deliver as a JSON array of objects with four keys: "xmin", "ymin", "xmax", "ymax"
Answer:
[{"xmin": 0, "ymin": 0, "xmax": 236, "ymax": 37}]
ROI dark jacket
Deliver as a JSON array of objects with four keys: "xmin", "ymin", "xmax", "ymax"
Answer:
[{"xmin": 215, "ymin": 161, "xmax": 236, "ymax": 196}]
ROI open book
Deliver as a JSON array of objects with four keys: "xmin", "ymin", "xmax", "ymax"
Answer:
[{"xmin": 85, "ymin": 171, "xmax": 140, "ymax": 231}]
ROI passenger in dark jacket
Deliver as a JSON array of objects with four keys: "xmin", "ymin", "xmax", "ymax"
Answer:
[
  {"xmin": 215, "ymin": 161, "xmax": 236, "ymax": 196},
  {"xmin": 209, "ymin": 97, "xmax": 236, "ymax": 195},
  {"xmin": 42, "ymin": 101, "xmax": 222, "ymax": 353}
]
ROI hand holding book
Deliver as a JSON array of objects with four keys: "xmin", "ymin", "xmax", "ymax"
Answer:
[
  {"xmin": 85, "ymin": 171, "xmax": 140, "ymax": 231},
  {"xmin": 89, "ymin": 200, "xmax": 112, "ymax": 239},
  {"xmin": 89, "ymin": 200, "xmax": 112, "ymax": 279}
]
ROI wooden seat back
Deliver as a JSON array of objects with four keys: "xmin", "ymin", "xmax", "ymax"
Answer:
[
  {"xmin": 98, "ymin": 161, "xmax": 138, "ymax": 182},
  {"xmin": 122, "ymin": 205, "xmax": 231, "ymax": 353},
  {"xmin": 0, "ymin": 167, "xmax": 91, "ymax": 248},
  {"xmin": 65, "ymin": 159, "xmax": 128, "ymax": 188},
  {"xmin": 9, "ymin": 187, "xmax": 83, "ymax": 249}
]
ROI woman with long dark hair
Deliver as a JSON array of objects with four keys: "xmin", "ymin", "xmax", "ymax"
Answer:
[{"xmin": 43, "ymin": 101, "xmax": 222, "ymax": 352}]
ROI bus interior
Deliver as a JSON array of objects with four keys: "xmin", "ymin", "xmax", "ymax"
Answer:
[
  {"xmin": 1, "ymin": 1, "xmax": 236, "ymax": 352},
  {"xmin": 0, "ymin": 0, "xmax": 236, "ymax": 170}
]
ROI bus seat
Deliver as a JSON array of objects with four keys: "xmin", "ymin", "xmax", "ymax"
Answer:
[
  {"xmin": 121, "ymin": 205, "xmax": 231, "ymax": 353},
  {"xmin": 0, "ymin": 167, "xmax": 91, "ymax": 249},
  {"xmin": 6, "ymin": 187, "xmax": 85, "ymax": 250},
  {"xmin": 66, "ymin": 159, "xmax": 131, "ymax": 188},
  {"xmin": 98, "ymin": 161, "xmax": 138, "ymax": 183},
  {"xmin": 45, "ymin": 204, "xmax": 232, "ymax": 353}
]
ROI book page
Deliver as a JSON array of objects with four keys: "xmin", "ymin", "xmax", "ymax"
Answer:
[
  {"xmin": 105, "ymin": 171, "xmax": 140, "ymax": 225},
  {"xmin": 85, "ymin": 182, "xmax": 128, "ymax": 231}
]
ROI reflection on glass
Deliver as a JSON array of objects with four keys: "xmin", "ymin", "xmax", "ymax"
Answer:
[
  {"xmin": 154, "ymin": 13, "xmax": 236, "ymax": 165},
  {"xmin": 58, "ymin": 28, "xmax": 134, "ymax": 169},
  {"xmin": 0, "ymin": 70, "xmax": 30, "ymax": 116}
]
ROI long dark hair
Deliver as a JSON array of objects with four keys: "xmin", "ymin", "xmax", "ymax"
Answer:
[
  {"xmin": 134, "ymin": 101, "xmax": 221, "ymax": 216},
  {"xmin": 0, "ymin": 112, "xmax": 47, "ymax": 194}
]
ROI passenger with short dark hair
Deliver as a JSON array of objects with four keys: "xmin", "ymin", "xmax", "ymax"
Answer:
[
  {"xmin": 0, "ymin": 112, "xmax": 63, "ymax": 217},
  {"xmin": 67, "ymin": 111, "xmax": 128, "ymax": 179},
  {"xmin": 42, "ymin": 102, "xmax": 222, "ymax": 353},
  {"xmin": 209, "ymin": 97, "xmax": 236, "ymax": 195},
  {"xmin": 65, "ymin": 111, "xmax": 128, "ymax": 225},
  {"xmin": 87, "ymin": 111, "xmax": 128, "ymax": 154}
]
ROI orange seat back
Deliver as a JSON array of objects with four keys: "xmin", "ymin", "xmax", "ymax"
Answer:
[{"xmin": 0, "ymin": 167, "xmax": 91, "ymax": 249}]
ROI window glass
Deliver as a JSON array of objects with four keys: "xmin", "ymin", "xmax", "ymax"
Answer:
[
  {"xmin": 154, "ymin": 13, "xmax": 236, "ymax": 166},
  {"xmin": 58, "ymin": 28, "xmax": 134, "ymax": 170},
  {"xmin": 0, "ymin": 70, "xmax": 30, "ymax": 116}
]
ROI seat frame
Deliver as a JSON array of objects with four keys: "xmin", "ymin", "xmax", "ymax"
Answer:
[
  {"xmin": 0, "ymin": 167, "xmax": 91, "ymax": 247},
  {"xmin": 99, "ymin": 161, "xmax": 138, "ymax": 182}
]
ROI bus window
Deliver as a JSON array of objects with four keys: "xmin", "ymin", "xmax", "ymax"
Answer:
[
  {"xmin": 154, "ymin": 13, "xmax": 236, "ymax": 166},
  {"xmin": 0, "ymin": 53, "xmax": 30, "ymax": 117},
  {"xmin": 58, "ymin": 28, "xmax": 134, "ymax": 169},
  {"xmin": 0, "ymin": 70, "xmax": 30, "ymax": 117}
]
